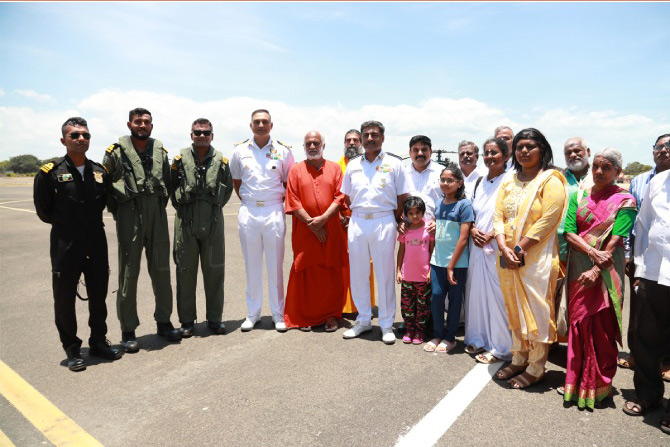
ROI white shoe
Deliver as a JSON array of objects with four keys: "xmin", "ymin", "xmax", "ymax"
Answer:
[
  {"xmin": 241, "ymin": 317, "xmax": 259, "ymax": 332},
  {"xmin": 381, "ymin": 328, "xmax": 396, "ymax": 345},
  {"xmin": 273, "ymin": 316, "xmax": 288, "ymax": 333},
  {"xmin": 342, "ymin": 321, "xmax": 373, "ymax": 339}
]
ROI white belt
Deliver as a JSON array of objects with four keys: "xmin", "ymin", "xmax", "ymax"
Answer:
[
  {"xmin": 352, "ymin": 210, "xmax": 393, "ymax": 220},
  {"xmin": 242, "ymin": 199, "xmax": 284, "ymax": 207}
]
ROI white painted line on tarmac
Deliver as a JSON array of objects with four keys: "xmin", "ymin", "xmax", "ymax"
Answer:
[
  {"xmin": 395, "ymin": 361, "xmax": 502, "ymax": 447},
  {"xmin": 0, "ymin": 205, "xmax": 34, "ymax": 214},
  {"xmin": 0, "ymin": 200, "xmax": 32, "ymax": 206}
]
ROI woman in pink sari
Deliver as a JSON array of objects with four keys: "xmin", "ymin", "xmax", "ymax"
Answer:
[{"xmin": 563, "ymin": 148, "xmax": 637, "ymax": 410}]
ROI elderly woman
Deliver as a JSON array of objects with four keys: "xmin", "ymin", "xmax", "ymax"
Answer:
[
  {"xmin": 464, "ymin": 137, "xmax": 513, "ymax": 363},
  {"xmin": 493, "ymin": 128, "xmax": 568, "ymax": 389},
  {"xmin": 562, "ymin": 148, "xmax": 636, "ymax": 410}
]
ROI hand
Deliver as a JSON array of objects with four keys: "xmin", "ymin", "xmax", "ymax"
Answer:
[
  {"xmin": 426, "ymin": 220, "xmax": 436, "ymax": 236},
  {"xmin": 588, "ymin": 247, "xmax": 613, "ymax": 270},
  {"xmin": 625, "ymin": 259, "xmax": 635, "ymax": 278},
  {"xmin": 471, "ymin": 228, "xmax": 488, "ymax": 248},
  {"xmin": 426, "ymin": 270, "xmax": 432, "ymax": 284},
  {"xmin": 313, "ymin": 227, "xmax": 327, "ymax": 243},
  {"xmin": 339, "ymin": 214, "xmax": 350, "ymax": 229},
  {"xmin": 396, "ymin": 270, "xmax": 403, "ymax": 284},
  {"xmin": 447, "ymin": 267, "xmax": 457, "ymax": 285},
  {"xmin": 633, "ymin": 278, "xmax": 640, "ymax": 289},
  {"xmin": 307, "ymin": 215, "xmax": 326, "ymax": 231},
  {"xmin": 577, "ymin": 268, "xmax": 600, "ymax": 288},
  {"xmin": 397, "ymin": 220, "xmax": 407, "ymax": 235},
  {"xmin": 501, "ymin": 247, "xmax": 521, "ymax": 269}
]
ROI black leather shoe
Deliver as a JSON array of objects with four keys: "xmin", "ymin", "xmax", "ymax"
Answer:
[
  {"xmin": 180, "ymin": 322, "xmax": 195, "ymax": 338},
  {"xmin": 65, "ymin": 346, "xmax": 86, "ymax": 372},
  {"xmin": 121, "ymin": 331, "xmax": 139, "ymax": 353},
  {"xmin": 207, "ymin": 321, "xmax": 226, "ymax": 335},
  {"xmin": 157, "ymin": 322, "xmax": 182, "ymax": 342},
  {"xmin": 89, "ymin": 339, "xmax": 123, "ymax": 360}
]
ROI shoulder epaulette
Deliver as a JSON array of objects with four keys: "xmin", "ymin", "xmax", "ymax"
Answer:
[
  {"xmin": 174, "ymin": 154, "xmax": 182, "ymax": 161},
  {"xmin": 106, "ymin": 143, "xmax": 118, "ymax": 154},
  {"xmin": 221, "ymin": 156, "xmax": 229, "ymax": 165},
  {"xmin": 387, "ymin": 152, "xmax": 403, "ymax": 160},
  {"xmin": 163, "ymin": 147, "xmax": 169, "ymax": 153},
  {"xmin": 40, "ymin": 162, "xmax": 55, "ymax": 173},
  {"xmin": 234, "ymin": 139, "xmax": 249, "ymax": 147},
  {"xmin": 276, "ymin": 140, "xmax": 292, "ymax": 150}
]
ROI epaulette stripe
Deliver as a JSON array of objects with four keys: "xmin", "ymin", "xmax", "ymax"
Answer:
[
  {"xmin": 221, "ymin": 156, "xmax": 229, "ymax": 164},
  {"xmin": 105, "ymin": 144, "xmax": 116, "ymax": 153},
  {"xmin": 163, "ymin": 147, "xmax": 168, "ymax": 153},
  {"xmin": 40, "ymin": 162, "xmax": 54, "ymax": 173},
  {"xmin": 387, "ymin": 152, "xmax": 402, "ymax": 160},
  {"xmin": 276, "ymin": 140, "xmax": 292, "ymax": 149},
  {"xmin": 174, "ymin": 155, "xmax": 182, "ymax": 161},
  {"xmin": 234, "ymin": 139, "xmax": 249, "ymax": 146}
]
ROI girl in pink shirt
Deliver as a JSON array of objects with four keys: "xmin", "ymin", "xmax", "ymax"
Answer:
[{"xmin": 396, "ymin": 197, "xmax": 435, "ymax": 344}]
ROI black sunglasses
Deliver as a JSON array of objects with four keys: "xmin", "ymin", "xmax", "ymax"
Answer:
[
  {"xmin": 69, "ymin": 132, "xmax": 91, "ymax": 140},
  {"xmin": 653, "ymin": 141, "xmax": 670, "ymax": 152},
  {"xmin": 192, "ymin": 130, "xmax": 212, "ymax": 137}
]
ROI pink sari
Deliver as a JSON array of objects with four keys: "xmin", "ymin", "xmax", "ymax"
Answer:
[{"xmin": 563, "ymin": 185, "xmax": 635, "ymax": 409}]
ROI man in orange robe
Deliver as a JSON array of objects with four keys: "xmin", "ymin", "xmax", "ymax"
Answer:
[
  {"xmin": 284, "ymin": 131, "xmax": 348, "ymax": 330},
  {"xmin": 338, "ymin": 130, "xmax": 376, "ymax": 315}
]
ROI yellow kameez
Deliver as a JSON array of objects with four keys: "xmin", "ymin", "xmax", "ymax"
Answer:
[{"xmin": 493, "ymin": 169, "xmax": 568, "ymax": 377}]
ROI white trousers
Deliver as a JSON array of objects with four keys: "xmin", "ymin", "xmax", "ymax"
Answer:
[
  {"xmin": 348, "ymin": 213, "xmax": 397, "ymax": 329},
  {"xmin": 237, "ymin": 203, "xmax": 285, "ymax": 320}
]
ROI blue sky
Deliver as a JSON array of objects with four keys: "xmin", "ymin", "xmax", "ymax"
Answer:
[{"xmin": 1, "ymin": 2, "xmax": 668, "ymax": 165}]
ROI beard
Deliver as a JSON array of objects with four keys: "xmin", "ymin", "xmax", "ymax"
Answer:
[
  {"xmin": 306, "ymin": 150, "xmax": 323, "ymax": 161},
  {"xmin": 345, "ymin": 145, "xmax": 362, "ymax": 159},
  {"xmin": 567, "ymin": 157, "xmax": 588, "ymax": 171},
  {"xmin": 131, "ymin": 130, "xmax": 150, "ymax": 140}
]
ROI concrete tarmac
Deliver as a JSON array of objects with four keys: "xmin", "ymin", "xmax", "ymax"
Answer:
[{"xmin": 0, "ymin": 177, "xmax": 667, "ymax": 447}]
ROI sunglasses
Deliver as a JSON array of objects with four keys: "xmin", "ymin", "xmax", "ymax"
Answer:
[
  {"xmin": 69, "ymin": 132, "xmax": 91, "ymax": 140},
  {"xmin": 653, "ymin": 141, "xmax": 670, "ymax": 152},
  {"xmin": 192, "ymin": 130, "xmax": 212, "ymax": 137}
]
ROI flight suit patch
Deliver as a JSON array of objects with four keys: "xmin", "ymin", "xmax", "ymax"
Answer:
[
  {"xmin": 58, "ymin": 173, "xmax": 73, "ymax": 182},
  {"xmin": 94, "ymin": 171, "xmax": 104, "ymax": 183}
]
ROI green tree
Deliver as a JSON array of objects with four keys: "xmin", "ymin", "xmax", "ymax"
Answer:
[
  {"xmin": 7, "ymin": 154, "xmax": 41, "ymax": 174},
  {"xmin": 0, "ymin": 160, "xmax": 9, "ymax": 173},
  {"xmin": 623, "ymin": 161, "xmax": 653, "ymax": 176}
]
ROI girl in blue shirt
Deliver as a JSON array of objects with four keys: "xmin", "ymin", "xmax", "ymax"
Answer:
[{"xmin": 425, "ymin": 163, "xmax": 474, "ymax": 354}]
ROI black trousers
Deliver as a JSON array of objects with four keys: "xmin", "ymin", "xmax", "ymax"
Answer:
[
  {"xmin": 633, "ymin": 278, "xmax": 670, "ymax": 410},
  {"xmin": 52, "ymin": 230, "xmax": 109, "ymax": 351},
  {"xmin": 626, "ymin": 274, "xmax": 638, "ymax": 356}
]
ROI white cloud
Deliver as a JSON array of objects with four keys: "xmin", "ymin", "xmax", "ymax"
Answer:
[
  {"xmin": 0, "ymin": 88, "xmax": 5, "ymax": 97},
  {"xmin": 0, "ymin": 90, "xmax": 663, "ymax": 169},
  {"xmin": 15, "ymin": 89, "xmax": 55, "ymax": 104}
]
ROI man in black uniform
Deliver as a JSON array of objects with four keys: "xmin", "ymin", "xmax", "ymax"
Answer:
[{"xmin": 34, "ymin": 117, "xmax": 122, "ymax": 371}]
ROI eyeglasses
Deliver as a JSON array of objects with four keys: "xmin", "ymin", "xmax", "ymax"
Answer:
[
  {"xmin": 653, "ymin": 141, "xmax": 670, "ymax": 152},
  {"xmin": 69, "ymin": 132, "xmax": 91, "ymax": 140},
  {"xmin": 192, "ymin": 130, "xmax": 212, "ymax": 137},
  {"xmin": 304, "ymin": 142, "xmax": 322, "ymax": 148},
  {"xmin": 440, "ymin": 178, "xmax": 458, "ymax": 184}
]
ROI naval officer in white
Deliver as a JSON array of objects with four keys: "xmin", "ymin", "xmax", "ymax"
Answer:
[
  {"xmin": 230, "ymin": 109, "xmax": 295, "ymax": 332},
  {"xmin": 341, "ymin": 120, "xmax": 410, "ymax": 344}
]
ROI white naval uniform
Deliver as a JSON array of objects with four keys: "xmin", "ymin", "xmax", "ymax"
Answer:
[
  {"xmin": 463, "ymin": 167, "xmax": 483, "ymax": 200},
  {"xmin": 403, "ymin": 160, "xmax": 443, "ymax": 220},
  {"xmin": 230, "ymin": 137, "xmax": 295, "ymax": 321},
  {"xmin": 341, "ymin": 150, "xmax": 409, "ymax": 329}
]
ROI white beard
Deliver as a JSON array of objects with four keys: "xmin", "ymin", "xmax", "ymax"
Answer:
[
  {"xmin": 567, "ymin": 158, "xmax": 588, "ymax": 172},
  {"xmin": 306, "ymin": 150, "xmax": 323, "ymax": 161}
]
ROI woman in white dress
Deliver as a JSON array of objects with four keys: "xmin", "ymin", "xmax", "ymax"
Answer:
[{"xmin": 464, "ymin": 137, "xmax": 513, "ymax": 363}]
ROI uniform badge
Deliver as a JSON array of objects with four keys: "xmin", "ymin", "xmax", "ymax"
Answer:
[
  {"xmin": 266, "ymin": 153, "xmax": 272, "ymax": 159},
  {"xmin": 381, "ymin": 178, "xmax": 387, "ymax": 188},
  {"xmin": 222, "ymin": 156, "xmax": 229, "ymax": 164},
  {"xmin": 93, "ymin": 171, "xmax": 104, "ymax": 183},
  {"xmin": 40, "ymin": 162, "xmax": 54, "ymax": 173},
  {"xmin": 270, "ymin": 148, "xmax": 277, "ymax": 155},
  {"xmin": 58, "ymin": 173, "xmax": 73, "ymax": 182}
]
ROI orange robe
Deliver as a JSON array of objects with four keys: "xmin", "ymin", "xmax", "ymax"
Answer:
[
  {"xmin": 338, "ymin": 156, "xmax": 376, "ymax": 313},
  {"xmin": 284, "ymin": 160, "xmax": 348, "ymax": 327}
]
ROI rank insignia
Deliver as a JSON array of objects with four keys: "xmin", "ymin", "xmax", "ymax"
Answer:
[
  {"xmin": 94, "ymin": 171, "xmax": 104, "ymax": 183},
  {"xmin": 40, "ymin": 163, "xmax": 54, "ymax": 173},
  {"xmin": 58, "ymin": 173, "xmax": 73, "ymax": 182},
  {"xmin": 106, "ymin": 144, "xmax": 115, "ymax": 153},
  {"xmin": 222, "ymin": 156, "xmax": 229, "ymax": 164}
]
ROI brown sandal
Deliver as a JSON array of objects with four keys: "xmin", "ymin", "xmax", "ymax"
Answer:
[
  {"xmin": 622, "ymin": 399, "xmax": 660, "ymax": 416},
  {"xmin": 494, "ymin": 364, "xmax": 526, "ymax": 381},
  {"xmin": 507, "ymin": 372, "xmax": 544, "ymax": 389}
]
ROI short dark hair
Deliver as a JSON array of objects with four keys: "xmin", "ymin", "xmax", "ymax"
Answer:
[
  {"xmin": 403, "ymin": 196, "xmax": 426, "ymax": 216},
  {"xmin": 129, "ymin": 108, "xmax": 152, "ymax": 122},
  {"xmin": 251, "ymin": 109, "xmax": 271, "ymax": 120},
  {"xmin": 512, "ymin": 128, "xmax": 554, "ymax": 172},
  {"xmin": 361, "ymin": 120, "xmax": 385, "ymax": 136},
  {"xmin": 191, "ymin": 118, "xmax": 213, "ymax": 131},
  {"xmin": 482, "ymin": 137, "xmax": 509, "ymax": 158},
  {"xmin": 441, "ymin": 162, "xmax": 466, "ymax": 201},
  {"xmin": 61, "ymin": 117, "xmax": 88, "ymax": 136},
  {"xmin": 458, "ymin": 140, "xmax": 479, "ymax": 155},
  {"xmin": 344, "ymin": 129, "xmax": 361, "ymax": 139},
  {"xmin": 655, "ymin": 134, "xmax": 670, "ymax": 145},
  {"xmin": 409, "ymin": 135, "xmax": 432, "ymax": 149}
]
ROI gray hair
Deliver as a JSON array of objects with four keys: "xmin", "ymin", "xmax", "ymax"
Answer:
[
  {"xmin": 564, "ymin": 136, "xmax": 588, "ymax": 150},
  {"xmin": 304, "ymin": 130, "xmax": 325, "ymax": 146},
  {"xmin": 593, "ymin": 147, "xmax": 623, "ymax": 171},
  {"xmin": 494, "ymin": 125, "xmax": 513, "ymax": 136},
  {"xmin": 458, "ymin": 140, "xmax": 479, "ymax": 154}
]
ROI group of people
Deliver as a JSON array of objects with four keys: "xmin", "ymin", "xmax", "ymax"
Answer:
[{"xmin": 33, "ymin": 108, "xmax": 669, "ymax": 435}]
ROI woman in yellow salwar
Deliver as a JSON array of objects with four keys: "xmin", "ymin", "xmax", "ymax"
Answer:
[{"xmin": 493, "ymin": 128, "xmax": 568, "ymax": 389}]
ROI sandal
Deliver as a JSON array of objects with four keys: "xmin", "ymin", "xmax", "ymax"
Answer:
[
  {"xmin": 424, "ymin": 339, "xmax": 441, "ymax": 353},
  {"xmin": 507, "ymin": 372, "xmax": 544, "ymax": 390},
  {"xmin": 402, "ymin": 335, "xmax": 412, "ymax": 344},
  {"xmin": 436, "ymin": 340, "xmax": 456, "ymax": 354},
  {"xmin": 465, "ymin": 345, "xmax": 485, "ymax": 355},
  {"xmin": 324, "ymin": 318, "xmax": 338, "ymax": 332},
  {"xmin": 660, "ymin": 412, "xmax": 670, "ymax": 435},
  {"xmin": 556, "ymin": 386, "xmax": 565, "ymax": 395},
  {"xmin": 299, "ymin": 326, "xmax": 312, "ymax": 332},
  {"xmin": 495, "ymin": 364, "xmax": 526, "ymax": 381},
  {"xmin": 475, "ymin": 352, "xmax": 500, "ymax": 364},
  {"xmin": 622, "ymin": 399, "xmax": 660, "ymax": 417},
  {"xmin": 412, "ymin": 337, "xmax": 423, "ymax": 345},
  {"xmin": 617, "ymin": 355, "xmax": 635, "ymax": 369}
]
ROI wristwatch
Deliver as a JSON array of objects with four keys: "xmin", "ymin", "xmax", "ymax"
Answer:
[{"xmin": 514, "ymin": 245, "xmax": 524, "ymax": 254}]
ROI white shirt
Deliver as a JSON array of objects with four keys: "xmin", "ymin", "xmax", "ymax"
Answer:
[
  {"xmin": 341, "ymin": 150, "xmax": 409, "ymax": 213},
  {"xmin": 463, "ymin": 167, "xmax": 482, "ymax": 200},
  {"xmin": 403, "ymin": 160, "xmax": 442, "ymax": 220},
  {"xmin": 634, "ymin": 169, "xmax": 670, "ymax": 286},
  {"xmin": 230, "ymin": 137, "xmax": 295, "ymax": 202}
]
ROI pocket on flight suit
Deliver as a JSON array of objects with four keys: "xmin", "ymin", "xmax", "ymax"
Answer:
[
  {"xmin": 152, "ymin": 204, "xmax": 171, "ymax": 272},
  {"xmin": 208, "ymin": 211, "xmax": 225, "ymax": 268}
]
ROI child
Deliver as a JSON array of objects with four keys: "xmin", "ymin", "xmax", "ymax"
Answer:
[
  {"xmin": 425, "ymin": 163, "xmax": 474, "ymax": 354},
  {"xmin": 396, "ymin": 197, "xmax": 435, "ymax": 344}
]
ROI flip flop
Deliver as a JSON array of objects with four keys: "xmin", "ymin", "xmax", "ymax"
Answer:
[
  {"xmin": 424, "ymin": 339, "xmax": 440, "ymax": 353},
  {"xmin": 618, "ymin": 355, "xmax": 635, "ymax": 369},
  {"xmin": 436, "ymin": 340, "xmax": 456, "ymax": 354},
  {"xmin": 507, "ymin": 372, "xmax": 544, "ymax": 390},
  {"xmin": 475, "ymin": 352, "xmax": 500, "ymax": 364},
  {"xmin": 494, "ymin": 364, "xmax": 526, "ymax": 381},
  {"xmin": 622, "ymin": 399, "xmax": 660, "ymax": 417},
  {"xmin": 324, "ymin": 318, "xmax": 338, "ymax": 332},
  {"xmin": 299, "ymin": 326, "xmax": 312, "ymax": 332},
  {"xmin": 465, "ymin": 345, "xmax": 485, "ymax": 355}
]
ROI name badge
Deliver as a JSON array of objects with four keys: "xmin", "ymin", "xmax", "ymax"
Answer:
[
  {"xmin": 58, "ymin": 173, "xmax": 73, "ymax": 182},
  {"xmin": 94, "ymin": 171, "xmax": 104, "ymax": 183}
]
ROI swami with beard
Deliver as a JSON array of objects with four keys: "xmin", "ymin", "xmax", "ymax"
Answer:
[
  {"xmin": 283, "ymin": 131, "xmax": 347, "ymax": 331},
  {"xmin": 102, "ymin": 107, "xmax": 182, "ymax": 353}
]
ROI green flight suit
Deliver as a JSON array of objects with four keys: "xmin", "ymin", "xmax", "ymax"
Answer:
[
  {"xmin": 102, "ymin": 135, "xmax": 174, "ymax": 332},
  {"xmin": 170, "ymin": 145, "xmax": 233, "ymax": 324}
]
